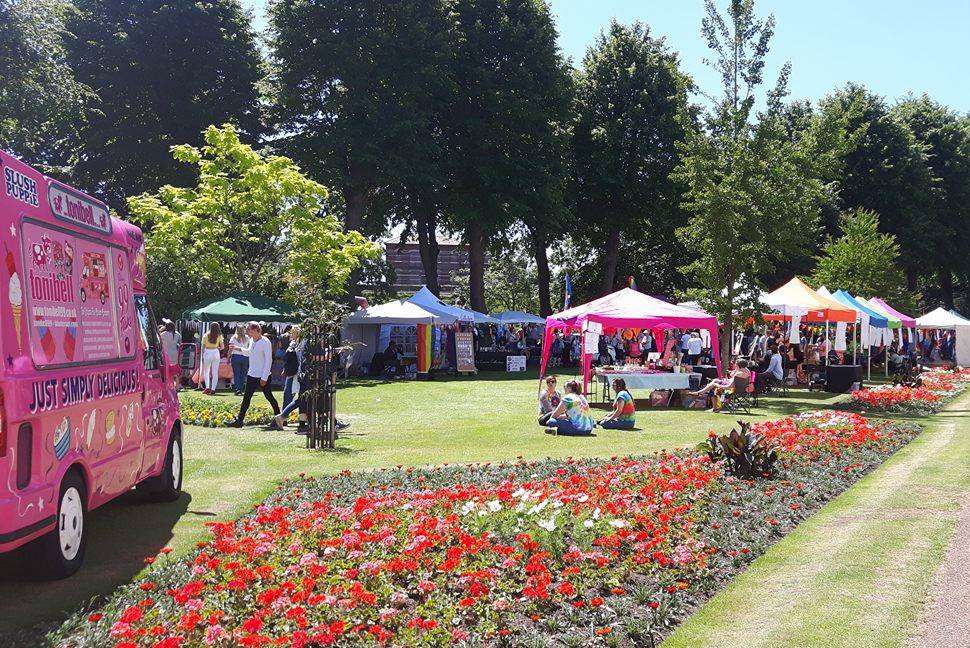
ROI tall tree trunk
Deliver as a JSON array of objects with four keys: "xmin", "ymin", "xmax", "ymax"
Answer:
[
  {"xmin": 529, "ymin": 226, "xmax": 552, "ymax": 316},
  {"xmin": 939, "ymin": 267, "xmax": 954, "ymax": 309},
  {"xmin": 343, "ymin": 189, "xmax": 366, "ymax": 232},
  {"xmin": 414, "ymin": 196, "xmax": 441, "ymax": 295},
  {"xmin": 467, "ymin": 220, "xmax": 487, "ymax": 312},
  {"xmin": 905, "ymin": 267, "xmax": 919, "ymax": 294},
  {"xmin": 601, "ymin": 226, "xmax": 620, "ymax": 294}
]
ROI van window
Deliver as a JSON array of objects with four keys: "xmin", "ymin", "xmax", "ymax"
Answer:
[
  {"xmin": 19, "ymin": 219, "xmax": 137, "ymax": 368},
  {"xmin": 133, "ymin": 294, "xmax": 161, "ymax": 371}
]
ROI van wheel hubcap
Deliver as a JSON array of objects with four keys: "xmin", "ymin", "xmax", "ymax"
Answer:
[
  {"xmin": 171, "ymin": 439, "xmax": 182, "ymax": 487},
  {"xmin": 59, "ymin": 487, "xmax": 83, "ymax": 561}
]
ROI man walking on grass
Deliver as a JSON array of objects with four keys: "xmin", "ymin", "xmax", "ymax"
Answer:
[{"xmin": 232, "ymin": 321, "xmax": 280, "ymax": 427}]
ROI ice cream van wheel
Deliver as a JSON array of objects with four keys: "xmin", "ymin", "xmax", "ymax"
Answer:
[
  {"xmin": 36, "ymin": 471, "xmax": 88, "ymax": 579},
  {"xmin": 137, "ymin": 429, "xmax": 183, "ymax": 502}
]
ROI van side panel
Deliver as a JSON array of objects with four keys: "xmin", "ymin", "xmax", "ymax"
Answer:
[{"xmin": 0, "ymin": 150, "xmax": 179, "ymax": 553}]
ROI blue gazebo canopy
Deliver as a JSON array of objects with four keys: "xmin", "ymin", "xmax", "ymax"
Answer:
[{"xmin": 831, "ymin": 290, "xmax": 889, "ymax": 328}]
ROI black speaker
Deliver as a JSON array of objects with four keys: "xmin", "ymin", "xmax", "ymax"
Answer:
[{"xmin": 825, "ymin": 365, "xmax": 862, "ymax": 393}]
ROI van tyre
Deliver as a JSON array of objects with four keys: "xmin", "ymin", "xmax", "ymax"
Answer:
[
  {"xmin": 38, "ymin": 472, "xmax": 87, "ymax": 579},
  {"xmin": 138, "ymin": 430, "xmax": 182, "ymax": 502}
]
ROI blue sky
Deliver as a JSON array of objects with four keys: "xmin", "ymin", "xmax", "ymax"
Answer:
[{"xmin": 242, "ymin": 0, "xmax": 969, "ymax": 111}]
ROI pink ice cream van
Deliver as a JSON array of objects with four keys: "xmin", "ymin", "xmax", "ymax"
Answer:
[{"xmin": 0, "ymin": 150, "xmax": 182, "ymax": 577}]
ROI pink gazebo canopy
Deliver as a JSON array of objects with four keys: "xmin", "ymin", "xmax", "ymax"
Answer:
[
  {"xmin": 539, "ymin": 288, "xmax": 723, "ymax": 389},
  {"xmin": 870, "ymin": 297, "xmax": 916, "ymax": 328}
]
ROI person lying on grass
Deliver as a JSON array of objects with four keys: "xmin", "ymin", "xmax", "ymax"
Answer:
[
  {"xmin": 597, "ymin": 378, "xmax": 636, "ymax": 430},
  {"xmin": 545, "ymin": 380, "xmax": 595, "ymax": 436},
  {"xmin": 689, "ymin": 359, "xmax": 752, "ymax": 411},
  {"xmin": 537, "ymin": 375, "xmax": 562, "ymax": 426}
]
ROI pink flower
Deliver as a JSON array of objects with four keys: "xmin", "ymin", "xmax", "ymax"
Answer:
[{"xmin": 204, "ymin": 623, "xmax": 229, "ymax": 645}]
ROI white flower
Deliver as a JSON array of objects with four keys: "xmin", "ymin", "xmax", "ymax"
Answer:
[
  {"xmin": 486, "ymin": 500, "xmax": 502, "ymax": 513},
  {"xmin": 592, "ymin": 507, "xmax": 601, "ymax": 520},
  {"xmin": 537, "ymin": 516, "xmax": 557, "ymax": 532},
  {"xmin": 583, "ymin": 519, "xmax": 594, "ymax": 529},
  {"xmin": 609, "ymin": 519, "xmax": 627, "ymax": 528}
]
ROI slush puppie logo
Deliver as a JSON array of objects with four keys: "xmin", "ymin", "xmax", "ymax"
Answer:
[{"xmin": 3, "ymin": 165, "xmax": 39, "ymax": 207}]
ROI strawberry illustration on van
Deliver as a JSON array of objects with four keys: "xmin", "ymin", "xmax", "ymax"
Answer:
[{"xmin": 79, "ymin": 251, "xmax": 109, "ymax": 305}]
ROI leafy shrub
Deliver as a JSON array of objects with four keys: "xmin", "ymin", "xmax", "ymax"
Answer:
[{"xmin": 699, "ymin": 421, "xmax": 778, "ymax": 478}]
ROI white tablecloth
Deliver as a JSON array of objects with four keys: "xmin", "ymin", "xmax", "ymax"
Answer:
[{"xmin": 597, "ymin": 371, "xmax": 691, "ymax": 391}]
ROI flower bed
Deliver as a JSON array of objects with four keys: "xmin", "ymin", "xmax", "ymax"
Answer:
[
  {"xmin": 54, "ymin": 414, "xmax": 921, "ymax": 648},
  {"xmin": 844, "ymin": 370, "xmax": 965, "ymax": 414},
  {"xmin": 179, "ymin": 393, "xmax": 297, "ymax": 428}
]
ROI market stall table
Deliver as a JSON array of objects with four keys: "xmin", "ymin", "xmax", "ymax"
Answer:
[{"xmin": 595, "ymin": 368, "xmax": 692, "ymax": 405}]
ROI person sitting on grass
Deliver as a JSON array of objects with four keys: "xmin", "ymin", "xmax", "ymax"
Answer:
[
  {"xmin": 597, "ymin": 378, "xmax": 636, "ymax": 430},
  {"xmin": 537, "ymin": 375, "xmax": 562, "ymax": 426},
  {"xmin": 545, "ymin": 380, "xmax": 594, "ymax": 436},
  {"xmin": 689, "ymin": 360, "xmax": 752, "ymax": 410}
]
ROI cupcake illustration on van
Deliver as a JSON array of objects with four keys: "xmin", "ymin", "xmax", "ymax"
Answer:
[{"xmin": 53, "ymin": 417, "xmax": 71, "ymax": 460}]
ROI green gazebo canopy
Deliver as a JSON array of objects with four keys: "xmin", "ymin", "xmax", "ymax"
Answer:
[{"xmin": 181, "ymin": 291, "xmax": 302, "ymax": 323}]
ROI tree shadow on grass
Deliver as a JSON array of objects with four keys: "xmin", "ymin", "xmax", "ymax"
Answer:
[{"xmin": 0, "ymin": 490, "xmax": 190, "ymax": 645}]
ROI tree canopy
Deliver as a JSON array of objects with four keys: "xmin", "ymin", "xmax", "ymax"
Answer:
[
  {"xmin": 571, "ymin": 21, "xmax": 693, "ymax": 295},
  {"xmin": 65, "ymin": 0, "xmax": 262, "ymax": 210},
  {"xmin": 676, "ymin": 0, "xmax": 833, "ymax": 358},
  {"xmin": 128, "ymin": 125, "xmax": 378, "ymax": 316},
  {"xmin": 0, "ymin": 0, "xmax": 88, "ymax": 169},
  {"xmin": 811, "ymin": 209, "xmax": 914, "ymax": 311}
]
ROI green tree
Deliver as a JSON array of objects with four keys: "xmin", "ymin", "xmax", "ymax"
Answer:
[
  {"xmin": 128, "ymin": 125, "xmax": 378, "ymax": 313},
  {"xmin": 676, "ymin": 0, "xmax": 833, "ymax": 361},
  {"xmin": 65, "ymin": 0, "xmax": 262, "ymax": 209},
  {"xmin": 451, "ymin": 241, "xmax": 540, "ymax": 314},
  {"xmin": 893, "ymin": 95, "xmax": 970, "ymax": 308},
  {"xmin": 0, "ymin": 0, "xmax": 88, "ymax": 169},
  {"xmin": 817, "ymin": 84, "xmax": 935, "ymax": 292},
  {"xmin": 571, "ymin": 20, "xmax": 693, "ymax": 295},
  {"xmin": 269, "ymin": 0, "xmax": 456, "ymax": 295},
  {"xmin": 811, "ymin": 209, "xmax": 914, "ymax": 311},
  {"xmin": 446, "ymin": 0, "xmax": 571, "ymax": 312}
]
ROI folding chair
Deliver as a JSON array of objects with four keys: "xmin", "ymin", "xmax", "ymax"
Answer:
[{"xmin": 721, "ymin": 375, "xmax": 753, "ymax": 414}]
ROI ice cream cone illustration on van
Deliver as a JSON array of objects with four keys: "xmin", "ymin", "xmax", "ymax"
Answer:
[{"xmin": 5, "ymin": 243, "xmax": 22, "ymax": 352}]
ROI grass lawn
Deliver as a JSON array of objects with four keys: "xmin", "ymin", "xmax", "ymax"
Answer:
[
  {"xmin": 0, "ymin": 370, "xmax": 842, "ymax": 644},
  {"xmin": 663, "ymin": 390, "xmax": 970, "ymax": 648}
]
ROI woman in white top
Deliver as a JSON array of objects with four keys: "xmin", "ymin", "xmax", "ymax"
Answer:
[{"xmin": 228, "ymin": 324, "xmax": 251, "ymax": 396}]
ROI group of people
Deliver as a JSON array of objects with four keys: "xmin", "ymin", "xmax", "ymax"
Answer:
[
  {"xmin": 547, "ymin": 327, "xmax": 714, "ymax": 369},
  {"xmin": 536, "ymin": 375, "xmax": 636, "ymax": 435},
  {"xmin": 172, "ymin": 320, "xmax": 308, "ymax": 433}
]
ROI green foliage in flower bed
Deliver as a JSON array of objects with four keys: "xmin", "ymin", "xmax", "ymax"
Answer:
[
  {"xmin": 178, "ymin": 392, "xmax": 296, "ymax": 427},
  {"xmin": 50, "ymin": 413, "xmax": 922, "ymax": 648}
]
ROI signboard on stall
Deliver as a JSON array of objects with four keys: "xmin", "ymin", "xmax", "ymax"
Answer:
[
  {"xmin": 455, "ymin": 330, "xmax": 476, "ymax": 372},
  {"xmin": 506, "ymin": 355, "xmax": 526, "ymax": 372},
  {"xmin": 584, "ymin": 331, "xmax": 599, "ymax": 354}
]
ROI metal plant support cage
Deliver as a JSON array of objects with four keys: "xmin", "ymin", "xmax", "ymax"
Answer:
[{"xmin": 302, "ymin": 325, "xmax": 339, "ymax": 449}]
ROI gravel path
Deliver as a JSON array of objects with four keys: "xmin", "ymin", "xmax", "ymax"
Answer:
[{"xmin": 911, "ymin": 471, "xmax": 970, "ymax": 648}]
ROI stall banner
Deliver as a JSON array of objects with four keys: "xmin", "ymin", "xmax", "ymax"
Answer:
[
  {"xmin": 455, "ymin": 330, "xmax": 475, "ymax": 372},
  {"xmin": 584, "ymin": 331, "xmax": 599, "ymax": 354},
  {"xmin": 506, "ymin": 355, "xmax": 526, "ymax": 372},
  {"xmin": 416, "ymin": 323, "xmax": 432, "ymax": 373}
]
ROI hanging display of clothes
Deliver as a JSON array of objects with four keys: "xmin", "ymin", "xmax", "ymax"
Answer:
[
  {"xmin": 789, "ymin": 313, "xmax": 802, "ymax": 344},
  {"xmin": 834, "ymin": 321, "xmax": 847, "ymax": 351}
]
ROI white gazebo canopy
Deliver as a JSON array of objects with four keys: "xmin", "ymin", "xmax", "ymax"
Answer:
[
  {"xmin": 344, "ymin": 299, "xmax": 440, "ymax": 325},
  {"xmin": 916, "ymin": 307, "xmax": 970, "ymax": 329},
  {"xmin": 491, "ymin": 310, "xmax": 546, "ymax": 324},
  {"xmin": 408, "ymin": 286, "xmax": 475, "ymax": 324}
]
